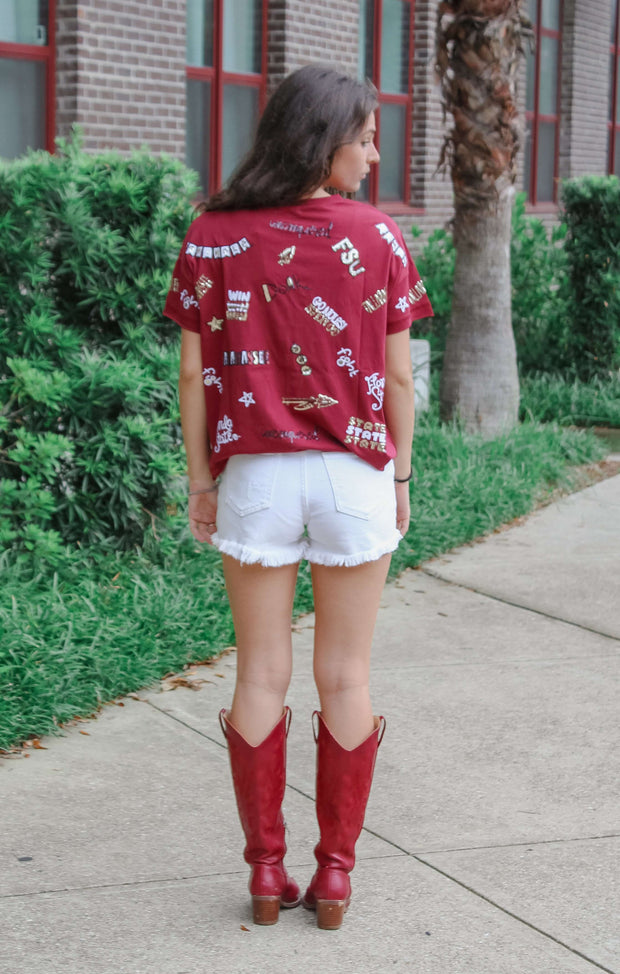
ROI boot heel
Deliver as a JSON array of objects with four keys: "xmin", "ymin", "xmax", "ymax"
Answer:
[
  {"xmin": 252, "ymin": 895, "xmax": 280, "ymax": 925},
  {"xmin": 316, "ymin": 899, "xmax": 346, "ymax": 930}
]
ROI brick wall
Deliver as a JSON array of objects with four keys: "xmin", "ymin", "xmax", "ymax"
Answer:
[
  {"xmin": 560, "ymin": 0, "xmax": 611, "ymax": 181},
  {"xmin": 56, "ymin": 0, "xmax": 187, "ymax": 156},
  {"xmin": 52, "ymin": 0, "xmax": 613, "ymax": 227},
  {"xmin": 275, "ymin": 0, "xmax": 360, "ymax": 78}
]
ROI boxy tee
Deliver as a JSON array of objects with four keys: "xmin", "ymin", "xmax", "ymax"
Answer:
[{"xmin": 164, "ymin": 194, "xmax": 433, "ymax": 479}]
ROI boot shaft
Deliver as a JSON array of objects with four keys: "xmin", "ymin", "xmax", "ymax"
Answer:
[
  {"xmin": 220, "ymin": 708, "xmax": 290, "ymax": 866},
  {"xmin": 313, "ymin": 712, "xmax": 385, "ymax": 872}
]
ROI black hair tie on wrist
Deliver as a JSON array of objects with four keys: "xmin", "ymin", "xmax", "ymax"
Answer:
[{"xmin": 394, "ymin": 470, "xmax": 413, "ymax": 483}]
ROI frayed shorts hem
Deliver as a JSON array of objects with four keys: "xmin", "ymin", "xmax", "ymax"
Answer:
[
  {"xmin": 214, "ymin": 532, "xmax": 402, "ymax": 569},
  {"xmin": 214, "ymin": 536, "xmax": 305, "ymax": 567}
]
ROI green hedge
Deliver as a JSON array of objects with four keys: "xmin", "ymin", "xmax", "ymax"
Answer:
[
  {"xmin": 0, "ymin": 138, "xmax": 197, "ymax": 555},
  {"xmin": 561, "ymin": 175, "xmax": 620, "ymax": 379},
  {"xmin": 412, "ymin": 193, "xmax": 570, "ymax": 375},
  {"xmin": 413, "ymin": 180, "xmax": 620, "ymax": 382}
]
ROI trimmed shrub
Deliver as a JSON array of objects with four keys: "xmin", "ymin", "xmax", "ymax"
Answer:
[
  {"xmin": 411, "ymin": 193, "xmax": 570, "ymax": 375},
  {"xmin": 0, "ymin": 137, "xmax": 197, "ymax": 554},
  {"xmin": 510, "ymin": 193, "xmax": 570, "ymax": 374},
  {"xmin": 410, "ymin": 226, "xmax": 454, "ymax": 368},
  {"xmin": 561, "ymin": 175, "xmax": 620, "ymax": 379}
]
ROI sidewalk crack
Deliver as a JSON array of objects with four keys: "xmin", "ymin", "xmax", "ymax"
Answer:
[
  {"xmin": 413, "ymin": 854, "xmax": 619, "ymax": 974},
  {"xmin": 420, "ymin": 568, "xmax": 620, "ymax": 645}
]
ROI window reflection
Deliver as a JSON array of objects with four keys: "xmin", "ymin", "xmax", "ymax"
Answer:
[
  {"xmin": 222, "ymin": 85, "xmax": 259, "ymax": 183},
  {"xmin": 223, "ymin": 0, "xmax": 262, "ymax": 74}
]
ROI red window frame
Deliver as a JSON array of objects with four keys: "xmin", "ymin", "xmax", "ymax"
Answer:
[
  {"xmin": 525, "ymin": 0, "xmax": 563, "ymax": 206},
  {"xmin": 609, "ymin": 0, "xmax": 620, "ymax": 174},
  {"xmin": 186, "ymin": 0, "xmax": 268, "ymax": 194},
  {"xmin": 0, "ymin": 0, "xmax": 56, "ymax": 155},
  {"xmin": 363, "ymin": 0, "xmax": 414, "ymax": 209}
]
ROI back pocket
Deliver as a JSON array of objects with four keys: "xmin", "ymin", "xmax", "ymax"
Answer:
[
  {"xmin": 222, "ymin": 455, "xmax": 280, "ymax": 516},
  {"xmin": 322, "ymin": 453, "xmax": 389, "ymax": 520}
]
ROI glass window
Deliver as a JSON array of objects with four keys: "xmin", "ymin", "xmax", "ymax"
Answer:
[
  {"xmin": 186, "ymin": 78, "xmax": 211, "ymax": 192},
  {"xmin": 539, "ymin": 36, "xmax": 558, "ymax": 115},
  {"xmin": 358, "ymin": 0, "xmax": 374, "ymax": 80},
  {"xmin": 186, "ymin": 0, "xmax": 214, "ymax": 67},
  {"xmin": 0, "ymin": 58, "xmax": 45, "ymax": 156},
  {"xmin": 0, "ymin": 0, "xmax": 52, "ymax": 159},
  {"xmin": 378, "ymin": 102, "xmax": 406, "ymax": 200},
  {"xmin": 525, "ymin": 47, "xmax": 536, "ymax": 112},
  {"xmin": 185, "ymin": 0, "xmax": 265, "ymax": 194},
  {"xmin": 536, "ymin": 121, "xmax": 556, "ymax": 200},
  {"xmin": 0, "ymin": 0, "xmax": 47, "ymax": 45},
  {"xmin": 221, "ymin": 84, "xmax": 258, "ymax": 182},
  {"xmin": 358, "ymin": 0, "xmax": 413, "ymax": 204},
  {"xmin": 380, "ymin": 0, "xmax": 409, "ymax": 94},
  {"xmin": 541, "ymin": 0, "xmax": 560, "ymax": 30},
  {"xmin": 222, "ymin": 0, "xmax": 261, "ymax": 74},
  {"xmin": 523, "ymin": 0, "xmax": 562, "ymax": 203}
]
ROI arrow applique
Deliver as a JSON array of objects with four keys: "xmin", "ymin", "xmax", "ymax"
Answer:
[{"xmin": 282, "ymin": 395, "xmax": 339, "ymax": 411}]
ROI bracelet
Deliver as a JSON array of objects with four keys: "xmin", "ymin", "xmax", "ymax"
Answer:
[
  {"xmin": 394, "ymin": 470, "xmax": 413, "ymax": 483},
  {"xmin": 189, "ymin": 484, "xmax": 219, "ymax": 495}
]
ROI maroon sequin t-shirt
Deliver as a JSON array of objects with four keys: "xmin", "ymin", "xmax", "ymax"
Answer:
[{"xmin": 163, "ymin": 194, "xmax": 433, "ymax": 479}]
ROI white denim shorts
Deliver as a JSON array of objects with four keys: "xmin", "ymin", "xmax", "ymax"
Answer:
[{"xmin": 213, "ymin": 451, "xmax": 402, "ymax": 568}]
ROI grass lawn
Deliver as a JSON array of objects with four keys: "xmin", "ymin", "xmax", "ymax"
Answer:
[
  {"xmin": 520, "ymin": 373, "xmax": 620, "ymax": 427},
  {"xmin": 0, "ymin": 412, "xmax": 609, "ymax": 752}
]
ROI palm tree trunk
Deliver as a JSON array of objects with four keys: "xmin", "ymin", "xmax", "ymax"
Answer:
[
  {"xmin": 440, "ymin": 187, "xmax": 519, "ymax": 433},
  {"xmin": 436, "ymin": 0, "xmax": 531, "ymax": 435}
]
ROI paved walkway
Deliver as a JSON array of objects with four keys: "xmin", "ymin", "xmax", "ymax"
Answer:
[{"xmin": 2, "ymin": 473, "xmax": 620, "ymax": 974}]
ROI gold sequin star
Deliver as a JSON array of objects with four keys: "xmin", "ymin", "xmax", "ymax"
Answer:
[{"xmin": 208, "ymin": 316, "xmax": 224, "ymax": 332}]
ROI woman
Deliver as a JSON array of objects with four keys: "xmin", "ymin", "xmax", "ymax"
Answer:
[{"xmin": 164, "ymin": 64, "xmax": 433, "ymax": 931}]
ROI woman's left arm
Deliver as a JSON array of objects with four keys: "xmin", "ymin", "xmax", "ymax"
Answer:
[
  {"xmin": 383, "ymin": 328, "xmax": 415, "ymax": 536},
  {"xmin": 179, "ymin": 329, "xmax": 218, "ymax": 542}
]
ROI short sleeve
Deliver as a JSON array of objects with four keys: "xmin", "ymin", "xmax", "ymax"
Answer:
[
  {"xmin": 163, "ymin": 240, "xmax": 201, "ymax": 333},
  {"xmin": 385, "ymin": 225, "xmax": 434, "ymax": 335}
]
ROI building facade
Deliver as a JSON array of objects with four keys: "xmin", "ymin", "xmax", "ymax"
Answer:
[{"xmin": 0, "ymin": 0, "xmax": 618, "ymax": 242}]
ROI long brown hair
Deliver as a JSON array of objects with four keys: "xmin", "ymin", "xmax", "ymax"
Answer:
[{"xmin": 199, "ymin": 65, "xmax": 377, "ymax": 212}]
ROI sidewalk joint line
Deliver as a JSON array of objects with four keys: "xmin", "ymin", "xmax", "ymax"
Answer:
[
  {"xmin": 375, "ymin": 652, "xmax": 620, "ymax": 670},
  {"xmin": 144, "ymin": 700, "xmax": 227, "ymax": 751},
  {"xmin": 420, "ymin": 568, "xmax": 620, "ymax": 645},
  {"xmin": 0, "ymin": 868, "xmax": 250, "ymax": 901},
  {"xmin": 410, "ymin": 832, "xmax": 620, "ymax": 856},
  {"xmin": 413, "ymin": 854, "xmax": 619, "ymax": 974}
]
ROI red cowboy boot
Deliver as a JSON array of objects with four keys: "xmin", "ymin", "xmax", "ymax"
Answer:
[
  {"xmin": 219, "ymin": 707, "xmax": 301, "ymax": 924},
  {"xmin": 303, "ymin": 711, "xmax": 386, "ymax": 930}
]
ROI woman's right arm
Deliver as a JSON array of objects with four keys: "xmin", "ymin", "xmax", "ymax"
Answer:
[
  {"xmin": 383, "ymin": 329, "xmax": 415, "ymax": 537},
  {"xmin": 179, "ymin": 329, "xmax": 218, "ymax": 542}
]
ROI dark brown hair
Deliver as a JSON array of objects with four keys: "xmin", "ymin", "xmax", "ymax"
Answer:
[{"xmin": 199, "ymin": 64, "xmax": 377, "ymax": 212}]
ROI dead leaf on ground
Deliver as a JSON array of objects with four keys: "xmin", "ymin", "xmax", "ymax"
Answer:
[
  {"xmin": 191, "ymin": 647, "xmax": 237, "ymax": 667},
  {"xmin": 160, "ymin": 673, "xmax": 213, "ymax": 692},
  {"xmin": 240, "ymin": 925, "xmax": 250, "ymax": 932}
]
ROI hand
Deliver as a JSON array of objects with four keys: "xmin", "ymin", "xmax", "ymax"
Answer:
[
  {"xmin": 395, "ymin": 481, "xmax": 410, "ymax": 536},
  {"xmin": 188, "ymin": 488, "xmax": 218, "ymax": 544}
]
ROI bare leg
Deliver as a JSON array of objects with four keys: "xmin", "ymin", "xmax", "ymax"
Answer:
[
  {"xmin": 311, "ymin": 554, "xmax": 391, "ymax": 750},
  {"xmin": 222, "ymin": 554, "xmax": 299, "ymax": 745}
]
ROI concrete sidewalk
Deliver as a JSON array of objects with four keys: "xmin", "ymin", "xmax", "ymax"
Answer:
[{"xmin": 2, "ymin": 474, "xmax": 620, "ymax": 974}]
